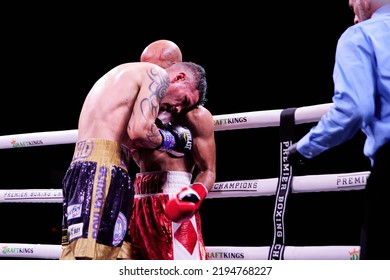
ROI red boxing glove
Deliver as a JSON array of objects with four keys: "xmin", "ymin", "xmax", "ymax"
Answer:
[{"xmin": 164, "ymin": 183, "xmax": 208, "ymax": 223}]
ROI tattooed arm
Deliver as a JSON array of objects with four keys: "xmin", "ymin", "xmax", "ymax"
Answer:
[{"xmin": 127, "ymin": 63, "xmax": 170, "ymax": 150}]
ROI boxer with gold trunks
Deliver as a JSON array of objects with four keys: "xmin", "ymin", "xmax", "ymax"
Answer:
[{"xmin": 61, "ymin": 138, "xmax": 132, "ymax": 259}]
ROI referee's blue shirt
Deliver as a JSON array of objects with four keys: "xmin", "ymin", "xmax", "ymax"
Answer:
[{"xmin": 298, "ymin": 4, "xmax": 390, "ymax": 166}]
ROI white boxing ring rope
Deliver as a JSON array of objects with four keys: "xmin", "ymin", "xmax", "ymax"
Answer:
[
  {"xmin": 0, "ymin": 103, "xmax": 364, "ymax": 260},
  {"xmin": 0, "ymin": 103, "xmax": 333, "ymax": 149}
]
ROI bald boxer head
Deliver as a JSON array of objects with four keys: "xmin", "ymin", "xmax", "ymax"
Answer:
[{"xmin": 140, "ymin": 39, "xmax": 183, "ymax": 69}]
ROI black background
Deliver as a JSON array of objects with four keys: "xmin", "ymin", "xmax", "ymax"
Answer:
[{"xmin": 0, "ymin": 2, "xmax": 370, "ymax": 253}]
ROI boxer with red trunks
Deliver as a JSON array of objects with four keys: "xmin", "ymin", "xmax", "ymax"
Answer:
[
  {"xmin": 118, "ymin": 40, "xmax": 216, "ymax": 260},
  {"xmin": 127, "ymin": 171, "xmax": 207, "ymax": 259}
]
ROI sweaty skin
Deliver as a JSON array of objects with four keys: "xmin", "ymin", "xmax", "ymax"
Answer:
[
  {"xmin": 78, "ymin": 62, "xmax": 169, "ymax": 150},
  {"xmin": 118, "ymin": 40, "xmax": 216, "ymax": 260},
  {"xmin": 133, "ymin": 105, "xmax": 216, "ymax": 190},
  {"xmin": 136, "ymin": 39, "xmax": 215, "ymax": 191},
  {"xmin": 140, "ymin": 39, "xmax": 183, "ymax": 69}
]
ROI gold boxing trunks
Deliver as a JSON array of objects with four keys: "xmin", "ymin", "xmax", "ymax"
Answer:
[{"xmin": 60, "ymin": 138, "xmax": 132, "ymax": 260}]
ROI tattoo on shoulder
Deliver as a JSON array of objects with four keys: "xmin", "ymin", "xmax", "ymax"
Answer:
[
  {"xmin": 138, "ymin": 67, "xmax": 170, "ymax": 145},
  {"xmin": 139, "ymin": 68, "xmax": 169, "ymax": 119}
]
